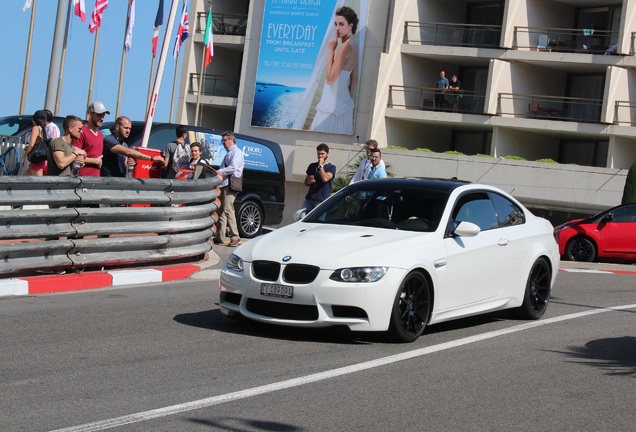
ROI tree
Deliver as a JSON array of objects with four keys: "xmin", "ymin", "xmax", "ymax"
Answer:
[{"xmin": 621, "ymin": 161, "xmax": 636, "ymax": 204}]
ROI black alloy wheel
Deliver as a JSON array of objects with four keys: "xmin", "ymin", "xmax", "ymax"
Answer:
[
  {"xmin": 565, "ymin": 237, "xmax": 596, "ymax": 262},
  {"xmin": 237, "ymin": 200, "xmax": 263, "ymax": 238},
  {"xmin": 388, "ymin": 271, "xmax": 432, "ymax": 343},
  {"xmin": 513, "ymin": 257, "xmax": 551, "ymax": 320}
]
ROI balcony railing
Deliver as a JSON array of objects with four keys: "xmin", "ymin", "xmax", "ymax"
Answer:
[
  {"xmin": 631, "ymin": 32, "xmax": 636, "ymax": 55},
  {"xmin": 498, "ymin": 93, "xmax": 603, "ymax": 123},
  {"xmin": 388, "ymin": 85, "xmax": 485, "ymax": 115},
  {"xmin": 513, "ymin": 26, "xmax": 620, "ymax": 55},
  {"xmin": 195, "ymin": 12, "xmax": 247, "ymax": 36},
  {"xmin": 188, "ymin": 74, "xmax": 239, "ymax": 98},
  {"xmin": 403, "ymin": 21, "xmax": 501, "ymax": 48},
  {"xmin": 614, "ymin": 101, "xmax": 636, "ymax": 126}
]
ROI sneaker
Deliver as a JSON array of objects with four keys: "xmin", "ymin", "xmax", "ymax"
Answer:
[
  {"xmin": 213, "ymin": 238, "xmax": 224, "ymax": 245},
  {"xmin": 228, "ymin": 237, "xmax": 241, "ymax": 247}
]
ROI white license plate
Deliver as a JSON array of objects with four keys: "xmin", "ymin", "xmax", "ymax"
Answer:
[{"xmin": 261, "ymin": 283, "xmax": 293, "ymax": 298}]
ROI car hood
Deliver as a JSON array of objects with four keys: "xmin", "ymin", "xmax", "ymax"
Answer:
[{"xmin": 236, "ymin": 222, "xmax": 439, "ymax": 269}]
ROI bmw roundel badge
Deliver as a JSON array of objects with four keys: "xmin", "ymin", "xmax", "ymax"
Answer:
[{"xmin": 282, "ymin": 256, "xmax": 292, "ymax": 262}]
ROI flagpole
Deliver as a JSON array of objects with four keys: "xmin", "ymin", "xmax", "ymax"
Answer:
[
  {"xmin": 170, "ymin": 58, "xmax": 179, "ymax": 123},
  {"xmin": 116, "ymin": 0, "xmax": 133, "ymax": 118},
  {"xmin": 20, "ymin": 0, "xmax": 37, "ymax": 115},
  {"xmin": 146, "ymin": 58, "xmax": 156, "ymax": 114},
  {"xmin": 55, "ymin": 0, "xmax": 73, "ymax": 116},
  {"xmin": 45, "ymin": 0, "xmax": 68, "ymax": 112},
  {"xmin": 141, "ymin": 0, "xmax": 180, "ymax": 148},
  {"xmin": 87, "ymin": 28, "xmax": 100, "ymax": 113},
  {"xmin": 194, "ymin": 56, "xmax": 205, "ymax": 127}
]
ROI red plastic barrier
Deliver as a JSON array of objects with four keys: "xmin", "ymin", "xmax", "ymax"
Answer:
[{"xmin": 133, "ymin": 147, "xmax": 163, "ymax": 178}]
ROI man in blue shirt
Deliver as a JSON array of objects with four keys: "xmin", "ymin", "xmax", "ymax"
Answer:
[{"xmin": 434, "ymin": 70, "xmax": 449, "ymax": 111}]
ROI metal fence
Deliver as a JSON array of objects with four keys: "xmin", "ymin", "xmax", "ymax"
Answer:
[
  {"xmin": 614, "ymin": 101, "xmax": 636, "ymax": 126},
  {"xmin": 195, "ymin": 12, "xmax": 247, "ymax": 36},
  {"xmin": 0, "ymin": 142, "xmax": 25, "ymax": 176},
  {"xmin": 188, "ymin": 73, "xmax": 239, "ymax": 98},
  {"xmin": 497, "ymin": 93, "xmax": 604, "ymax": 123},
  {"xmin": 0, "ymin": 175, "xmax": 222, "ymax": 276},
  {"xmin": 388, "ymin": 85, "xmax": 485, "ymax": 114},
  {"xmin": 513, "ymin": 26, "xmax": 620, "ymax": 55},
  {"xmin": 403, "ymin": 21, "xmax": 501, "ymax": 48}
]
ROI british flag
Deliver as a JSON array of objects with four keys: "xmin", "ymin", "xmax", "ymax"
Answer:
[
  {"xmin": 89, "ymin": 0, "xmax": 108, "ymax": 33},
  {"xmin": 172, "ymin": 0, "xmax": 190, "ymax": 59}
]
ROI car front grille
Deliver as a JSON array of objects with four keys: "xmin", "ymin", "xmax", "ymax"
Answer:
[
  {"xmin": 252, "ymin": 260, "xmax": 280, "ymax": 281},
  {"xmin": 331, "ymin": 305, "xmax": 368, "ymax": 319},
  {"xmin": 246, "ymin": 298, "xmax": 319, "ymax": 321},
  {"xmin": 283, "ymin": 264, "xmax": 320, "ymax": 284},
  {"xmin": 221, "ymin": 291, "xmax": 242, "ymax": 305}
]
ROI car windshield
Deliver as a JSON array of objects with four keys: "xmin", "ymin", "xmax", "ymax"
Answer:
[{"xmin": 304, "ymin": 185, "xmax": 450, "ymax": 232}]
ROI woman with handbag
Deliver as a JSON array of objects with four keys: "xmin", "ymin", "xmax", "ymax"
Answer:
[{"xmin": 21, "ymin": 110, "xmax": 49, "ymax": 176}]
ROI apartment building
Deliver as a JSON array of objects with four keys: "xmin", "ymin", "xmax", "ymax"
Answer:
[{"xmin": 176, "ymin": 0, "xmax": 636, "ymax": 224}]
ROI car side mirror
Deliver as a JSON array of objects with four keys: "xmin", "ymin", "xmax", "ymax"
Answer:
[
  {"xmin": 453, "ymin": 221, "xmax": 481, "ymax": 237},
  {"xmin": 293, "ymin": 208, "xmax": 307, "ymax": 221},
  {"xmin": 602, "ymin": 213, "xmax": 613, "ymax": 222}
]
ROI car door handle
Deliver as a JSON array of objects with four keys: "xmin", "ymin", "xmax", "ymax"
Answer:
[{"xmin": 497, "ymin": 239, "xmax": 509, "ymax": 246}]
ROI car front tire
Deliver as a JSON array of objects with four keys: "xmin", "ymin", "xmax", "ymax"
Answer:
[
  {"xmin": 237, "ymin": 200, "xmax": 263, "ymax": 238},
  {"xmin": 512, "ymin": 257, "xmax": 551, "ymax": 320},
  {"xmin": 387, "ymin": 271, "xmax": 432, "ymax": 343},
  {"xmin": 565, "ymin": 237, "xmax": 596, "ymax": 262}
]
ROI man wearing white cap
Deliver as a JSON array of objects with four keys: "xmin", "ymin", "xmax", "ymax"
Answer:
[{"xmin": 72, "ymin": 101, "xmax": 108, "ymax": 176}]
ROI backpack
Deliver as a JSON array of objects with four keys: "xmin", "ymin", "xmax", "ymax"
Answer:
[{"xmin": 171, "ymin": 141, "xmax": 190, "ymax": 172}]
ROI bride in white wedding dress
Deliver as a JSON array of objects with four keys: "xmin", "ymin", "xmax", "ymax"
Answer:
[{"xmin": 310, "ymin": 6, "xmax": 359, "ymax": 135}]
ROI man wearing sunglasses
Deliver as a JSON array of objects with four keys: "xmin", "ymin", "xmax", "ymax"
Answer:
[
  {"xmin": 365, "ymin": 148, "xmax": 387, "ymax": 179},
  {"xmin": 350, "ymin": 139, "xmax": 386, "ymax": 184},
  {"xmin": 71, "ymin": 101, "xmax": 107, "ymax": 176}
]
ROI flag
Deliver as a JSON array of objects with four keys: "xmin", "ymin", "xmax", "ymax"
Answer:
[
  {"xmin": 152, "ymin": 0, "xmax": 165, "ymax": 58},
  {"xmin": 172, "ymin": 0, "xmax": 190, "ymax": 59},
  {"xmin": 124, "ymin": 0, "xmax": 135, "ymax": 51},
  {"xmin": 89, "ymin": 0, "xmax": 108, "ymax": 33},
  {"xmin": 73, "ymin": 0, "xmax": 86, "ymax": 22},
  {"xmin": 22, "ymin": 0, "xmax": 32, "ymax": 12},
  {"xmin": 203, "ymin": 7, "xmax": 213, "ymax": 68}
]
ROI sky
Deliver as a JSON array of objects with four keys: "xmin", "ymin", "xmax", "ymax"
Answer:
[{"xmin": 0, "ymin": 0, "xmax": 191, "ymax": 123}]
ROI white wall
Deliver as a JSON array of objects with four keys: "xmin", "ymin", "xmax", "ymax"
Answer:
[{"xmin": 493, "ymin": 126, "xmax": 559, "ymax": 160}]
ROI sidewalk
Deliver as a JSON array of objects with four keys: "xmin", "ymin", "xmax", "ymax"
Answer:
[{"xmin": 0, "ymin": 250, "xmax": 222, "ymax": 297}]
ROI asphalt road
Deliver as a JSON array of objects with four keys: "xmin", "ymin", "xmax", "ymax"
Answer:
[{"xmin": 1, "ymin": 267, "xmax": 635, "ymax": 432}]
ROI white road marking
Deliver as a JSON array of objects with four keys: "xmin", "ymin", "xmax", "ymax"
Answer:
[{"xmin": 50, "ymin": 304, "xmax": 636, "ymax": 432}]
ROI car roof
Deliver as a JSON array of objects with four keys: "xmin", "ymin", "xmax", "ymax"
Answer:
[
  {"xmin": 0, "ymin": 115, "xmax": 66, "ymax": 137},
  {"xmin": 346, "ymin": 177, "xmax": 471, "ymax": 194}
]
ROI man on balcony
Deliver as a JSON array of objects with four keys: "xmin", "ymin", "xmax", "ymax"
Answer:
[{"xmin": 434, "ymin": 70, "xmax": 449, "ymax": 111}]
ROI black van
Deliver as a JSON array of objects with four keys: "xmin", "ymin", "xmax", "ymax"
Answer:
[{"xmin": 101, "ymin": 121, "xmax": 285, "ymax": 238}]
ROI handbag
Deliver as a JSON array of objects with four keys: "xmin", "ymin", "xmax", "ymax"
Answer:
[
  {"xmin": 28, "ymin": 139, "xmax": 49, "ymax": 164},
  {"xmin": 229, "ymin": 175, "xmax": 243, "ymax": 192}
]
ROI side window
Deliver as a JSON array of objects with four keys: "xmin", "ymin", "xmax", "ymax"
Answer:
[
  {"xmin": 610, "ymin": 205, "xmax": 636, "ymax": 222},
  {"xmin": 452, "ymin": 192, "xmax": 498, "ymax": 231},
  {"xmin": 491, "ymin": 193, "xmax": 525, "ymax": 227},
  {"xmin": 148, "ymin": 128, "xmax": 178, "ymax": 152}
]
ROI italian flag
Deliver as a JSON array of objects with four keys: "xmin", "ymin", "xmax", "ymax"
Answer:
[{"xmin": 203, "ymin": 7, "xmax": 213, "ymax": 68}]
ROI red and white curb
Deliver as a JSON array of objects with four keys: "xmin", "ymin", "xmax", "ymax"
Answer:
[
  {"xmin": 0, "ymin": 264, "xmax": 201, "ymax": 297},
  {"xmin": 559, "ymin": 268, "xmax": 636, "ymax": 275}
]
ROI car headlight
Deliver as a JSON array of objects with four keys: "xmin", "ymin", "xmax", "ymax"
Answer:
[
  {"xmin": 329, "ymin": 267, "xmax": 387, "ymax": 283},
  {"xmin": 553, "ymin": 223, "xmax": 573, "ymax": 234},
  {"xmin": 226, "ymin": 253, "xmax": 244, "ymax": 272}
]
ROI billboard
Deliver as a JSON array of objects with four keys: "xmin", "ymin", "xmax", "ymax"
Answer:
[{"xmin": 251, "ymin": 0, "xmax": 368, "ymax": 135}]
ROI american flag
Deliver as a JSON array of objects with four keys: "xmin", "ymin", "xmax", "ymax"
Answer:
[
  {"xmin": 152, "ymin": 0, "xmax": 165, "ymax": 58},
  {"xmin": 89, "ymin": 0, "xmax": 108, "ymax": 33},
  {"xmin": 172, "ymin": 0, "xmax": 190, "ymax": 59}
]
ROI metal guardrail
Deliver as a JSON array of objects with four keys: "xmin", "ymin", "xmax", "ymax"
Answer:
[
  {"xmin": 613, "ymin": 100, "xmax": 636, "ymax": 126},
  {"xmin": 0, "ymin": 175, "xmax": 222, "ymax": 275},
  {"xmin": 513, "ymin": 26, "xmax": 620, "ymax": 55},
  {"xmin": 403, "ymin": 21, "xmax": 501, "ymax": 48},
  {"xmin": 188, "ymin": 73, "xmax": 239, "ymax": 98},
  {"xmin": 195, "ymin": 12, "xmax": 247, "ymax": 36},
  {"xmin": 497, "ymin": 93, "xmax": 604, "ymax": 123},
  {"xmin": 388, "ymin": 85, "xmax": 485, "ymax": 114}
]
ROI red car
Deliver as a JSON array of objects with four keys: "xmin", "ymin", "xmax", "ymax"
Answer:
[{"xmin": 554, "ymin": 203, "xmax": 636, "ymax": 262}]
